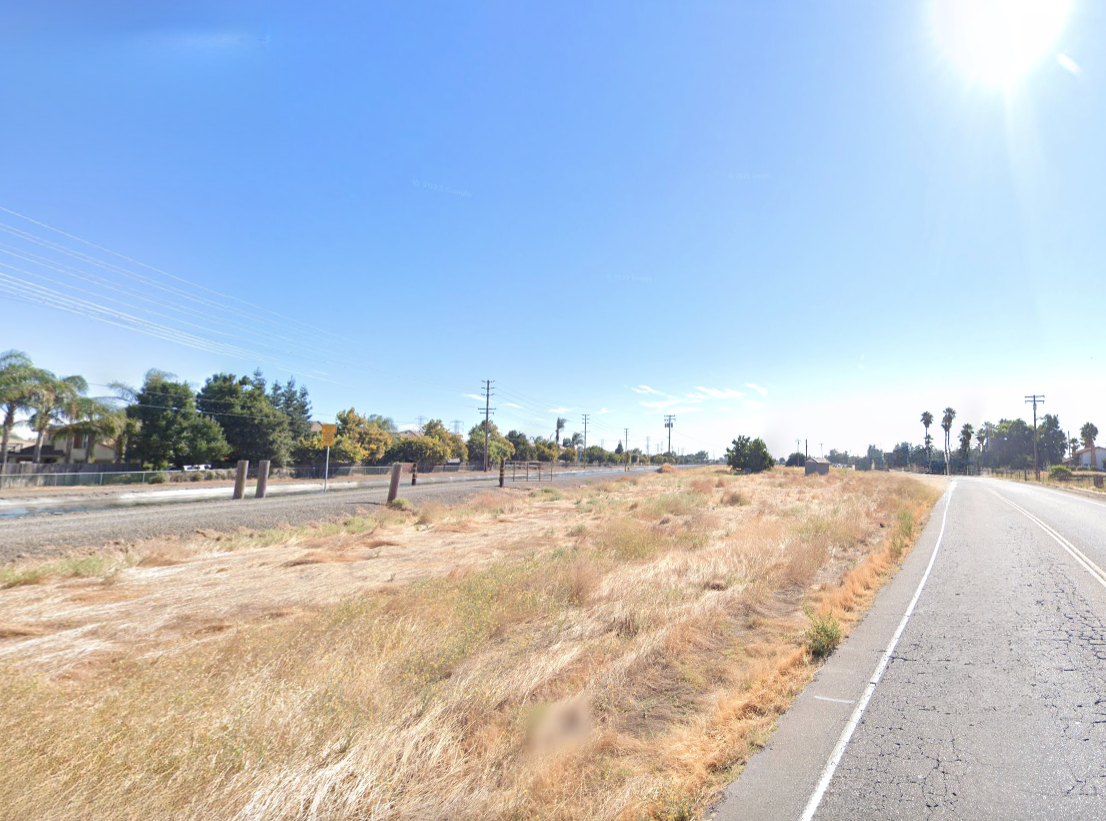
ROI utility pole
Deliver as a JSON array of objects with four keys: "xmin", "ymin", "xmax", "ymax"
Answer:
[
  {"xmin": 581, "ymin": 414, "xmax": 590, "ymax": 453},
  {"xmin": 646, "ymin": 435, "xmax": 650, "ymax": 457},
  {"xmin": 481, "ymin": 380, "xmax": 495, "ymax": 472},
  {"xmin": 665, "ymin": 414, "xmax": 675, "ymax": 457},
  {"xmin": 624, "ymin": 427, "xmax": 630, "ymax": 467},
  {"xmin": 820, "ymin": 443, "xmax": 824, "ymax": 458},
  {"xmin": 1025, "ymin": 394, "xmax": 1045, "ymax": 480}
]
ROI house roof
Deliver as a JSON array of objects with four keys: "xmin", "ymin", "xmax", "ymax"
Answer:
[{"xmin": 806, "ymin": 457, "xmax": 830, "ymax": 465}]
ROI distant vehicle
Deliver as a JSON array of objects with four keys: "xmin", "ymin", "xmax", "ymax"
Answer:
[{"xmin": 183, "ymin": 464, "xmax": 212, "ymax": 472}]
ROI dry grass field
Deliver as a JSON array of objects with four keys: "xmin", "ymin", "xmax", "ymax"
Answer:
[{"xmin": 0, "ymin": 467, "xmax": 940, "ymax": 821}]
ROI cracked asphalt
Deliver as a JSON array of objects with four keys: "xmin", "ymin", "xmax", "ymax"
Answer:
[{"xmin": 716, "ymin": 479, "xmax": 1106, "ymax": 820}]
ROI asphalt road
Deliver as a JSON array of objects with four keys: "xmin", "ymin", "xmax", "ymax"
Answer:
[
  {"xmin": 0, "ymin": 469, "xmax": 614, "ymax": 561},
  {"xmin": 715, "ymin": 478, "xmax": 1106, "ymax": 820}
]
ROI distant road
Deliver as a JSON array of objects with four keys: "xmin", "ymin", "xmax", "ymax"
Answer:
[
  {"xmin": 715, "ymin": 478, "xmax": 1106, "ymax": 819},
  {"xmin": 0, "ymin": 468, "xmax": 639, "ymax": 561}
]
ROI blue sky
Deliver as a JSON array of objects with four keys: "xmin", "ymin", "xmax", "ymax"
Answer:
[{"xmin": 2, "ymin": 1, "xmax": 1103, "ymax": 457}]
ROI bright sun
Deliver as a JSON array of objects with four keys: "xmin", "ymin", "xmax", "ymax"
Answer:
[{"xmin": 934, "ymin": 0, "xmax": 1072, "ymax": 86}]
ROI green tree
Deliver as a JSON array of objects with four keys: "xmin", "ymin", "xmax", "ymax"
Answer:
[
  {"xmin": 1038, "ymin": 414, "xmax": 1066, "ymax": 467},
  {"xmin": 532, "ymin": 437, "xmax": 560, "ymax": 462},
  {"xmin": 725, "ymin": 435, "xmax": 774, "ymax": 474},
  {"xmin": 554, "ymin": 417, "xmax": 567, "ymax": 448},
  {"xmin": 957, "ymin": 423, "xmax": 974, "ymax": 467},
  {"xmin": 27, "ymin": 371, "xmax": 89, "ymax": 463},
  {"xmin": 785, "ymin": 451, "xmax": 806, "ymax": 467},
  {"xmin": 1080, "ymin": 422, "xmax": 1098, "ymax": 461},
  {"xmin": 335, "ymin": 408, "xmax": 393, "ymax": 463},
  {"xmin": 940, "ymin": 407, "xmax": 956, "ymax": 476},
  {"xmin": 0, "ymin": 350, "xmax": 46, "ymax": 472},
  {"xmin": 127, "ymin": 371, "xmax": 230, "ymax": 468},
  {"xmin": 467, "ymin": 420, "xmax": 514, "ymax": 466},
  {"xmin": 197, "ymin": 372, "xmax": 293, "ymax": 466},
  {"xmin": 921, "ymin": 411, "xmax": 934, "ymax": 461},
  {"xmin": 269, "ymin": 377, "xmax": 313, "ymax": 443},
  {"xmin": 506, "ymin": 430, "xmax": 535, "ymax": 461},
  {"xmin": 990, "ymin": 419, "xmax": 1034, "ymax": 469},
  {"xmin": 423, "ymin": 419, "xmax": 467, "ymax": 461}
]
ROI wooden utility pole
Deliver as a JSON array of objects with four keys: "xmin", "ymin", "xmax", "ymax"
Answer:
[
  {"xmin": 624, "ymin": 427, "xmax": 630, "ymax": 470},
  {"xmin": 255, "ymin": 460, "xmax": 270, "ymax": 498},
  {"xmin": 581, "ymin": 414, "xmax": 590, "ymax": 462},
  {"xmin": 1025, "ymin": 394, "xmax": 1045, "ymax": 480},
  {"xmin": 482, "ymin": 380, "xmax": 495, "ymax": 472},
  {"xmin": 665, "ymin": 414, "xmax": 675, "ymax": 457}
]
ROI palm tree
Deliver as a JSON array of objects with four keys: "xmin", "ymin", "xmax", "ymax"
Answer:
[
  {"xmin": 921, "ymin": 411, "xmax": 934, "ymax": 464},
  {"xmin": 0, "ymin": 350, "xmax": 44, "ymax": 473},
  {"xmin": 554, "ymin": 417, "xmax": 567, "ymax": 448},
  {"xmin": 27, "ymin": 373, "xmax": 89, "ymax": 463},
  {"xmin": 54, "ymin": 396, "xmax": 115, "ymax": 464},
  {"xmin": 941, "ymin": 407, "xmax": 956, "ymax": 476},
  {"xmin": 1080, "ymin": 422, "xmax": 1099, "ymax": 469}
]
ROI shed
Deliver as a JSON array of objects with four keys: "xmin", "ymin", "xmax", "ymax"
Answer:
[{"xmin": 805, "ymin": 457, "xmax": 830, "ymax": 476}]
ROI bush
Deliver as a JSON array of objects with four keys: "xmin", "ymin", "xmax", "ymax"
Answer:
[
  {"xmin": 387, "ymin": 497, "xmax": 412, "ymax": 511},
  {"xmin": 148, "ymin": 472, "xmax": 167, "ymax": 484},
  {"xmin": 1049, "ymin": 465, "xmax": 1074, "ymax": 482},
  {"xmin": 804, "ymin": 605, "xmax": 843, "ymax": 659},
  {"xmin": 725, "ymin": 435, "xmax": 775, "ymax": 474}
]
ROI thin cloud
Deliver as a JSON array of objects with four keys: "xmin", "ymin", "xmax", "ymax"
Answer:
[
  {"xmin": 503, "ymin": 402, "xmax": 522, "ymax": 409},
  {"xmin": 599, "ymin": 408, "xmax": 614, "ymax": 414},
  {"xmin": 745, "ymin": 383, "xmax": 768, "ymax": 396},
  {"xmin": 464, "ymin": 393, "xmax": 483, "ymax": 401},
  {"xmin": 548, "ymin": 406, "xmax": 569, "ymax": 413},
  {"xmin": 640, "ymin": 399, "xmax": 682, "ymax": 411},
  {"xmin": 694, "ymin": 386, "xmax": 745, "ymax": 399},
  {"xmin": 631, "ymin": 385, "xmax": 662, "ymax": 395}
]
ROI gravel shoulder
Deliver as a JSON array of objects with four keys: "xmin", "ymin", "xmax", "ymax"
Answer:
[{"xmin": 0, "ymin": 471, "xmax": 606, "ymax": 562}]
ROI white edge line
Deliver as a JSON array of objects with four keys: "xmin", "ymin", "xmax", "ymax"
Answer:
[
  {"xmin": 799, "ymin": 481, "xmax": 957, "ymax": 821},
  {"xmin": 990, "ymin": 490, "xmax": 1106, "ymax": 591},
  {"xmin": 812, "ymin": 696, "xmax": 854, "ymax": 705}
]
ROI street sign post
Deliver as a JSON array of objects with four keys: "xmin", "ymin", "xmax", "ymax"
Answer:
[{"xmin": 320, "ymin": 424, "xmax": 337, "ymax": 491}]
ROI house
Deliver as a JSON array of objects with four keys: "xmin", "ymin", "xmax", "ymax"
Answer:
[
  {"xmin": 805, "ymin": 457, "xmax": 830, "ymax": 476},
  {"xmin": 1070, "ymin": 445, "xmax": 1106, "ymax": 470},
  {"xmin": 4, "ymin": 432, "xmax": 115, "ymax": 465}
]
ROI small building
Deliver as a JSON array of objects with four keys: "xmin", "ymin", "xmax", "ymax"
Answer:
[
  {"xmin": 805, "ymin": 457, "xmax": 830, "ymax": 476},
  {"xmin": 1069, "ymin": 446, "xmax": 1106, "ymax": 470}
]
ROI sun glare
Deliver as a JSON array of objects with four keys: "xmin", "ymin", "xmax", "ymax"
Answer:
[{"xmin": 934, "ymin": 0, "xmax": 1072, "ymax": 86}]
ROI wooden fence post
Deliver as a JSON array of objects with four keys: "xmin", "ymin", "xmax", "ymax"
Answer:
[
  {"xmin": 499, "ymin": 459, "xmax": 505, "ymax": 488},
  {"xmin": 256, "ymin": 460, "xmax": 270, "ymax": 498},
  {"xmin": 387, "ymin": 463, "xmax": 402, "ymax": 503},
  {"xmin": 232, "ymin": 460, "xmax": 249, "ymax": 500}
]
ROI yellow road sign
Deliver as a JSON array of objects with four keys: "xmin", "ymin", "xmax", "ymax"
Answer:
[{"xmin": 320, "ymin": 423, "xmax": 337, "ymax": 446}]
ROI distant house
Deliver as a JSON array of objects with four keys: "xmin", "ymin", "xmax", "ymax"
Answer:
[
  {"xmin": 805, "ymin": 457, "xmax": 830, "ymax": 476},
  {"xmin": 1070, "ymin": 446, "xmax": 1106, "ymax": 470},
  {"xmin": 4, "ymin": 432, "xmax": 116, "ymax": 465}
]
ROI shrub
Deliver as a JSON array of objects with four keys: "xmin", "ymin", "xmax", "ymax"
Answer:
[
  {"xmin": 804, "ymin": 605, "xmax": 843, "ymax": 659},
  {"xmin": 722, "ymin": 490, "xmax": 750, "ymax": 507},
  {"xmin": 148, "ymin": 472, "xmax": 167, "ymax": 484},
  {"xmin": 387, "ymin": 497, "xmax": 412, "ymax": 511},
  {"xmin": 658, "ymin": 464, "xmax": 677, "ymax": 474},
  {"xmin": 725, "ymin": 435, "xmax": 775, "ymax": 474},
  {"xmin": 1049, "ymin": 465, "xmax": 1073, "ymax": 482}
]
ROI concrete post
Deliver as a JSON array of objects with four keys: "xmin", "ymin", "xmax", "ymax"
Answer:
[
  {"xmin": 411, "ymin": 463, "xmax": 417, "ymax": 486},
  {"xmin": 232, "ymin": 460, "xmax": 248, "ymax": 500},
  {"xmin": 387, "ymin": 463, "xmax": 402, "ymax": 503},
  {"xmin": 255, "ymin": 460, "xmax": 270, "ymax": 499}
]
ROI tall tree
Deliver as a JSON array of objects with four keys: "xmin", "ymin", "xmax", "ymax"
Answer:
[
  {"xmin": 921, "ymin": 411, "xmax": 934, "ymax": 462},
  {"xmin": 554, "ymin": 417, "xmax": 567, "ymax": 448},
  {"xmin": 1081, "ymin": 422, "xmax": 1099, "ymax": 467},
  {"xmin": 957, "ymin": 423, "xmax": 974, "ymax": 468},
  {"xmin": 467, "ymin": 420, "xmax": 514, "ymax": 466},
  {"xmin": 940, "ymin": 407, "xmax": 956, "ymax": 476},
  {"xmin": 127, "ymin": 371, "xmax": 229, "ymax": 469},
  {"xmin": 198, "ymin": 372, "xmax": 293, "ymax": 466},
  {"xmin": 1038, "ymin": 414, "xmax": 1066, "ymax": 467},
  {"xmin": 269, "ymin": 377, "xmax": 313, "ymax": 443},
  {"xmin": 28, "ymin": 372, "xmax": 88, "ymax": 463},
  {"xmin": 334, "ymin": 408, "xmax": 394, "ymax": 463},
  {"xmin": 0, "ymin": 350, "xmax": 45, "ymax": 472}
]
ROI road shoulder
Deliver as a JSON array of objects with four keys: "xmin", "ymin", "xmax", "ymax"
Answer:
[{"xmin": 709, "ymin": 485, "xmax": 953, "ymax": 821}]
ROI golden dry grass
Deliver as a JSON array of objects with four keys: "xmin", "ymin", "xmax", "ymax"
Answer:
[{"xmin": 0, "ymin": 467, "xmax": 940, "ymax": 821}]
